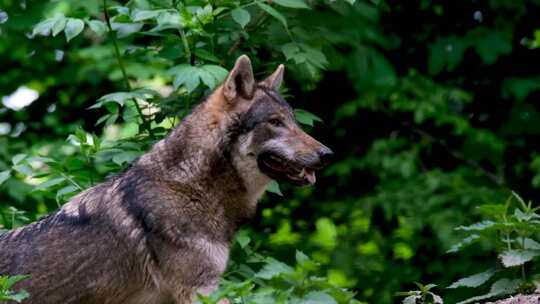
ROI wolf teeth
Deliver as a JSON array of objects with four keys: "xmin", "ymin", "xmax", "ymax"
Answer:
[{"xmin": 298, "ymin": 168, "xmax": 305, "ymax": 178}]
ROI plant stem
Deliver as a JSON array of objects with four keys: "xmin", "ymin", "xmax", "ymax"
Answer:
[
  {"xmin": 179, "ymin": 29, "xmax": 191, "ymax": 65},
  {"xmin": 61, "ymin": 173, "xmax": 84, "ymax": 191},
  {"xmin": 102, "ymin": 0, "xmax": 154, "ymax": 138}
]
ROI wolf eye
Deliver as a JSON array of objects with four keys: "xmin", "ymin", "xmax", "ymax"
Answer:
[{"xmin": 268, "ymin": 118, "xmax": 284, "ymax": 127}]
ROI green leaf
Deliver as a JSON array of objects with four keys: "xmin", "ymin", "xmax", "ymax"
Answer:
[
  {"xmin": 295, "ymin": 250, "xmax": 310, "ymax": 265},
  {"xmin": 197, "ymin": 68, "xmax": 216, "ymax": 89},
  {"xmin": 231, "ymin": 8, "xmax": 251, "ymax": 29},
  {"xmin": 56, "ymin": 185, "xmax": 79, "ymax": 202},
  {"xmin": 313, "ymin": 218, "xmax": 337, "ymax": 249},
  {"xmin": 5, "ymin": 275, "xmax": 29, "ymax": 286},
  {"xmin": 299, "ymin": 44, "xmax": 328, "ymax": 68},
  {"xmin": 32, "ymin": 18, "xmax": 56, "ymax": 36},
  {"xmin": 257, "ymin": 2, "xmax": 288, "ymax": 29},
  {"xmin": 64, "ymin": 18, "xmax": 85, "ymax": 42},
  {"xmin": 34, "ymin": 177, "xmax": 66, "ymax": 191},
  {"xmin": 0, "ymin": 170, "xmax": 10, "ymax": 185},
  {"xmin": 201, "ymin": 65, "xmax": 229, "ymax": 84},
  {"xmin": 236, "ymin": 232, "xmax": 251, "ymax": 248},
  {"xmin": 448, "ymin": 268, "xmax": 496, "ymax": 289},
  {"xmin": 429, "ymin": 292, "xmax": 443, "ymax": 304},
  {"xmin": 499, "ymin": 249, "xmax": 540, "ymax": 267},
  {"xmin": 11, "ymin": 154, "xmax": 27, "ymax": 165},
  {"xmin": 8, "ymin": 291, "xmax": 30, "ymax": 303},
  {"xmin": 112, "ymin": 151, "xmax": 142, "ymax": 165},
  {"xmin": 112, "ymin": 22, "xmax": 143, "ymax": 38},
  {"xmin": 12, "ymin": 164, "xmax": 32, "ymax": 176},
  {"xmin": 92, "ymin": 92, "xmax": 133, "ymax": 109},
  {"xmin": 273, "ymin": 0, "xmax": 310, "ymax": 9},
  {"xmin": 282, "ymin": 43, "xmax": 300, "ymax": 60},
  {"xmin": 87, "ymin": 20, "xmax": 107, "ymax": 36},
  {"xmin": 256, "ymin": 258, "xmax": 294, "ymax": 279},
  {"xmin": 455, "ymin": 220, "xmax": 495, "ymax": 231},
  {"xmin": 265, "ymin": 180, "xmax": 282, "ymax": 196},
  {"xmin": 294, "ymin": 109, "xmax": 323, "ymax": 126},
  {"xmin": 428, "ymin": 36, "xmax": 468, "ymax": 75},
  {"xmin": 402, "ymin": 295, "xmax": 419, "ymax": 304},
  {"xmin": 457, "ymin": 279, "xmax": 521, "ymax": 304},
  {"xmin": 51, "ymin": 16, "xmax": 67, "ymax": 36},
  {"xmin": 446, "ymin": 234, "xmax": 480, "ymax": 253},
  {"xmin": 170, "ymin": 65, "xmax": 201, "ymax": 92},
  {"xmin": 131, "ymin": 9, "xmax": 161, "ymax": 22},
  {"xmin": 300, "ymin": 291, "xmax": 337, "ymax": 304},
  {"xmin": 522, "ymin": 238, "xmax": 540, "ymax": 250},
  {"xmin": 469, "ymin": 29, "xmax": 512, "ymax": 65},
  {"xmin": 194, "ymin": 49, "xmax": 221, "ymax": 63}
]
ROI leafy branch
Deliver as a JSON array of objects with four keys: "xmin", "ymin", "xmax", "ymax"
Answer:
[{"xmin": 102, "ymin": 0, "xmax": 155, "ymax": 138}]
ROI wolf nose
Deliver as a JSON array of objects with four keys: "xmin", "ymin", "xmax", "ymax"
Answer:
[{"xmin": 318, "ymin": 148, "xmax": 334, "ymax": 165}]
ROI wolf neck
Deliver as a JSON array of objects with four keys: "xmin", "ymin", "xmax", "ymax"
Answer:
[{"xmin": 137, "ymin": 87, "xmax": 269, "ymax": 221}]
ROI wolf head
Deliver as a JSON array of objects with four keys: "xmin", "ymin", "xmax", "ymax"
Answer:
[{"xmin": 221, "ymin": 55, "xmax": 333, "ymax": 188}]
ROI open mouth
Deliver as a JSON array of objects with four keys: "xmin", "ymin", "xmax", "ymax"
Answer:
[{"xmin": 257, "ymin": 152, "xmax": 317, "ymax": 186}]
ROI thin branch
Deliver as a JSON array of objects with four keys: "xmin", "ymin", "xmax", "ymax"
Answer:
[
  {"xmin": 102, "ymin": 0, "xmax": 154, "ymax": 138},
  {"xmin": 179, "ymin": 29, "xmax": 192, "ymax": 65},
  {"xmin": 60, "ymin": 173, "xmax": 84, "ymax": 191}
]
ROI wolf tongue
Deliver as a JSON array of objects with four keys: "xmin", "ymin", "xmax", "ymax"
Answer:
[{"xmin": 305, "ymin": 169, "xmax": 316, "ymax": 184}]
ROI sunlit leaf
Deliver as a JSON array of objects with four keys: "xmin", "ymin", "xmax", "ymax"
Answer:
[
  {"xmin": 34, "ymin": 177, "xmax": 66, "ymax": 191},
  {"xmin": 448, "ymin": 268, "xmax": 496, "ymax": 289},
  {"xmin": 87, "ymin": 20, "xmax": 107, "ymax": 36},
  {"xmin": 447, "ymin": 234, "xmax": 481, "ymax": 253},
  {"xmin": 499, "ymin": 249, "xmax": 540, "ymax": 267},
  {"xmin": 64, "ymin": 18, "xmax": 85, "ymax": 42},
  {"xmin": 256, "ymin": 258, "xmax": 294, "ymax": 279},
  {"xmin": 0, "ymin": 170, "xmax": 10, "ymax": 186},
  {"xmin": 231, "ymin": 8, "xmax": 250, "ymax": 29}
]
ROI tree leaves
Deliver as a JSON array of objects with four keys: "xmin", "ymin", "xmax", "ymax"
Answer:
[
  {"xmin": 231, "ymin": 8, "xmax": 251, "ymax": 29},
  {"xmin": 169, "ymin": 64, "xmax": 229, "ymax": 92},
  {"xmin": 428, "ymin": 28, "xmax": 513, "ymax": 75},
  {"xmin": 32, "ymin": 16, "xmax": 85, "ymax": 42},
  {"xmin": 256, "ymin": 258, "xmax": 295, "ymax": 279}
]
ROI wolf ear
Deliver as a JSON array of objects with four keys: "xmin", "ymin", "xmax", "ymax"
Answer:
[
  {"xmin": 223, "ymin": 55, "xmax": 255, "ymax": 101},
  {"xmin": 261, "ymin": 64, "xmax": 284, "ymax": 91}
]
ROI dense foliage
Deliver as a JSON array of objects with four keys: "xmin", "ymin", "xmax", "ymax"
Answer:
[{"xmin": 3, "ymin": 0, "xmax": 540, "ymax": 303}]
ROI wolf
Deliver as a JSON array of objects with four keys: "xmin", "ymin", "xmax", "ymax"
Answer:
[{"xmin": 0, "ymin": 55, "xmax": 333, "ymax": 304}]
